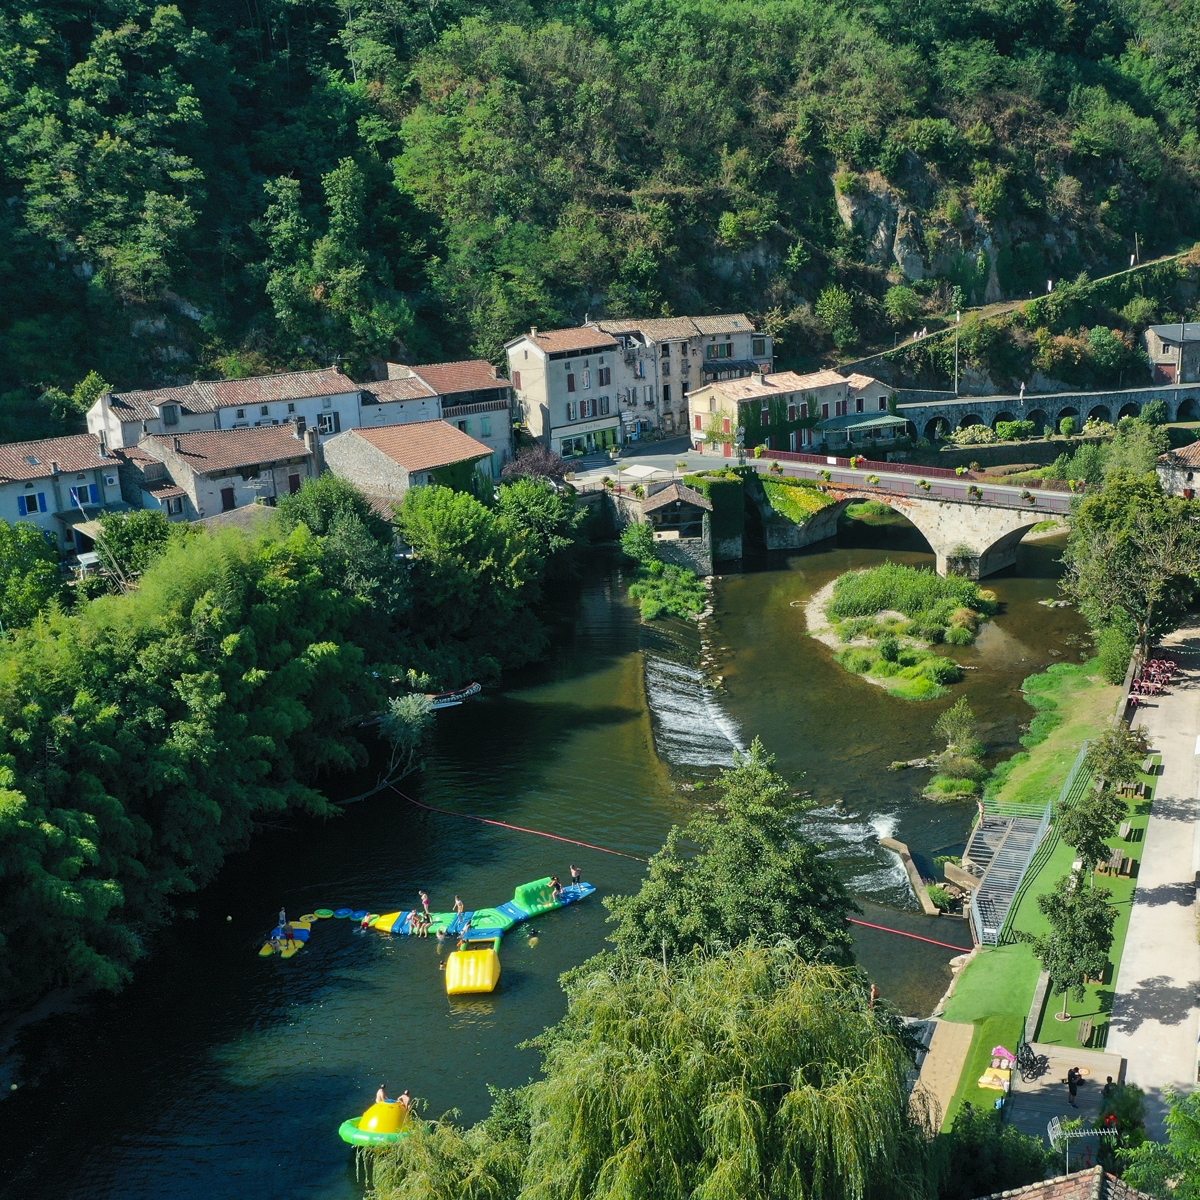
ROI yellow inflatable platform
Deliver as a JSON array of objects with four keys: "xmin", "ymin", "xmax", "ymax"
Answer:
[
  {"xmin": 445, "ymin": 939, "xmax": 501, "ymax": 995},
  {"xmin": 338, "ymin": 1100, "xmax": 411, "ymax": 1146}
]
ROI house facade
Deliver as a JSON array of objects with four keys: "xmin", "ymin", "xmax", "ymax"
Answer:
[
  {"xmin": 0, "ymin": 433, "xmax": 130, "ymax": 552},
  {"xmin": 505, "ymin": 314, "xmax": 772, "ymax": 452},
  {"xmin": 1145, "ymin": 323, "xmax": 1200, "ymax": 384},
  {"xmin": 687, "ymin": 370, "xmax": 847, "ymax": 456},
  {"xmin": 136, "ymin": 425, "xmax": 316, "ymax": 520},
  {"xmin": 322, "ymin": 421, "xmax": 494, "ymax": 507},
  {"xmin": 88, "ymin": 368, "xmax": 364, "ymax": 450},
  {"xmin": 1157, "ymin": 441, "xmax": 1200, "ymax": 497}
]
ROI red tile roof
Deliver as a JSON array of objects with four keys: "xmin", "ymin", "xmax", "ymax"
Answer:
[
  {"xmin": 970, "ymin": 1166, "xmax": 1153, "ymax": 1200},
  {"xmin": 0, "ymin": 433, "xmax": 115, "ymax": 482},
  {"xmin": 350, "ymin": 420, "xmax": 492, "ymax": 472},
  {"xmin": 141, "ymin": 425, "xmax": 311, "ymax": 474},
  {"xmin": 106, "ymin": 368, "xmax": 357, "ymax": 422},
  {"xmin": 507, "ymin": 327, "xmax": 619, "ymax": 354},
  {"xmin": 1162, "ymin": 440, "xmax": 1200, "ymax": 467},
  {"xmin": 688, "ymin": 370, "xmax": 847, "ymax": 402},
  {"xmin": 139, "ymin": 479, "xmax": 188, "ymax": 499},
  {"xmin": 692, "ymin": 313, "xmax": 755, "ymax": 336},
  {"xmin": 641, "ymin": 482, "xmax": 713, "ymax": 513},
  {"xmin": 845, "ymin": 372, "xmax": 890, "ymax": 392},
  {"xmin": 410, "ymin": 360, "xmax": 509, "ymax": 396}
]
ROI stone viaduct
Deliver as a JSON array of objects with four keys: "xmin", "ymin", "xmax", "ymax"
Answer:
[{"xmin": 896, "ymin": 381, "xmax": 1200, "ymax": 441}]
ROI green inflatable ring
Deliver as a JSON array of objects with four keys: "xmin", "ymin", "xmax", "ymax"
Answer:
[
  {"xmin": 338, "ymin": 1118, "xmax": 409, "ymax": 1147},
  {"xmin": 314, "ymin": 909, "xmax": 335, "ymax": 918}
]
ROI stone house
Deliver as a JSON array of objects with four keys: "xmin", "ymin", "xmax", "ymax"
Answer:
[
  {"xmin": 688, "ymin": 369, "xmax": 847, "ymax": 456},
  {"xmin": 0, "ymin": 433, "xmax": 130, "ymax": 553},
  {"xmin": 1157, "ymin": 440, "xmax": 1200, "ymax": 497},
  {"xmin": 136, "ymin": 425, "xmax": 316, "ymax": 520},
  {"xmin": 88, "ymin": 367, "xmax": 364, "ymax": 450},
  {"xmin": 505, "ymin": 314, "xmax": 772, "ymax": 449},
  {"xmin": 322, "ymin": 420, "xmax": 494, "ymax": 509},
  {"xmin": 382, "ymin": 360, "xmax": 514, "ymax": 474},
  {"xmin": 1145, "ymin": 322, "xmax": 1200, "ymax": 384},
  {"xmin": 640, "ymin": 481, "xmax": 713, "ymax": 575}
]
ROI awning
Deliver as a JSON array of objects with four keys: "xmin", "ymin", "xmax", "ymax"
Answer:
[{"xmin": 816, "ymin": 413, "xmax": 909, "ymax": 433}]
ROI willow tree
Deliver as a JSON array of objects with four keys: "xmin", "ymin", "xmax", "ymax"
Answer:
[{"xmin": 372, "ymin": 945, "xmax": 934, "ymax": 1200}]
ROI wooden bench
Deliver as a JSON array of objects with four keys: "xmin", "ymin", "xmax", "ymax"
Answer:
[
  {"xmin": 1097, "ymin": 848, "xmax": 1124, "ymax": 876},
  {"xmin": 1119, "ymin": 820, "xmax": 1132, "ymax": 840},
  {"xmin": 1077, "ymin": 1017, "xmax": 1094, "ymax": 1046},
  {"xmin": 1119, "ymin": 857, "xmax": 1136, "ymax": 878}
]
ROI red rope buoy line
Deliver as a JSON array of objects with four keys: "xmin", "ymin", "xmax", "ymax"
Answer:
[
  {"xmin": 389, "ymin": 786, "xmax": 650, "ymax": 861},
  {"xmin": 846, "ymin": 917, "xmax": 971, "ymax": 952}
]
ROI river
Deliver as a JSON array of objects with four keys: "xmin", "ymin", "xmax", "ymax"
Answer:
[{"xmin": 0, "ymin": 516, "xmax": 1084, "ymax": 1199}]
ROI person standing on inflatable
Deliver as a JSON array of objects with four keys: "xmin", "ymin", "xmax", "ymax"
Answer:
[
  {"xmin": 570, "ymin": 865, "xmax": 581, "ymax": 887},
  {"xmin": 376, "ymin": 1084, "xmax": 390, "ymax": 1104},
  {"xmin": 279, "ymin": 907, "xmax": 287, "ymax": 927},
  {"xmin": 419, "ymin": 891, "xmax": 431, "ymax": 917}
]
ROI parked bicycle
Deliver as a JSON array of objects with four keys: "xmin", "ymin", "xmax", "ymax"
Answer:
[{"xmin": 1016, "ymin": 1039, "xmax": 1049, "ymax": 1082}]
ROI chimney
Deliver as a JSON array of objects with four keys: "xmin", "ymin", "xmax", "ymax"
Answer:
[
  {"xmin": 304, "ymin": 425, "xmax": 325, "ymax": 474},
  {"xmin": 173, "ymin": 436, "xmax": 181, "ymax": 452},
  {"xmin": 50, "ymin": 460, "xmax": 59, "ymax": 475},
  {"xmin": 97, "ymin": 431, "xmax": 108, "ymax": 457},
  {"xmin": 490, "ymin": 364, "xmax": 499, "ymax": 379},
  {"xmin": 530, "ymin": 326, "xmax": 538, "ymax": 337}
]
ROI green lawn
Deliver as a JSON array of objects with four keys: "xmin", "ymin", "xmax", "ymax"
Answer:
[{"xmin": 934, "ymin": 661, "xmax": 1122, "ymax": 1128}]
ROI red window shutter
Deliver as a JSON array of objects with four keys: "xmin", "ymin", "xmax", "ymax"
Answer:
[
  {"xmin": 694, "ymin": 415, "xmax": 702, "ymax": 430},
  {"xmin": 822, "ymin": 403, "xmax": 829, "ymax": 419},
  {"xmin": 788, "ymin": 404, "xmax": 796, "ymax": 421},
  {"xmin": 513, "ymin": 370, "xmax": 521, "ymax": 389},
  {"xmin": 723, "ymin": 417, "xmax": 731, "ymax": 434},
  {"xmin": 800, "ymin": 403, "xmax": 807, "ymax": 418}
]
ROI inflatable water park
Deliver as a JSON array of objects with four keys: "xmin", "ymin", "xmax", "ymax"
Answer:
[
  {"xmin": 260, "ymin": 876, "xmax": 595, "ymax": 997},
  {"xmin": 339, "ymin": 1099, "xmax": 411, "ymax": 1147}
]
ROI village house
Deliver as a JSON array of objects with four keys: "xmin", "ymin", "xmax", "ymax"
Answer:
[
  {"xmin": 504, "ymin": 326, "xmax": 623, "ymax": 458},
  {"xmin": 1145, "ymin": 322, "xmax": 1200, "ymax": 384},
  {"xmin": 1157, "ymin": 439, "xmax": 1200, "ymax": 497},
  {"xmin": 687, "ymin": 369, "xmax": 849, "ymax": 456},
  {"xmin": 382, "ymin": 360, "xmax": 514, "ymax": 474},
  {"xmin": 322, "ymin": 420, "xmax": 494, "ymax": 509},
  {"xmin": 88, "ymin": 367, "xmax": 364, "ymax": 450},
  {"xmin": 505, "ymin": 314, "xmax": 772, "ymax": 451},
  {"xmin": 0, "ymin": 432, "xmax": 133, "ymax": 553},
  {"xmin": 135, "ymin": 425, "xmax": 317, "ymax": 520}
]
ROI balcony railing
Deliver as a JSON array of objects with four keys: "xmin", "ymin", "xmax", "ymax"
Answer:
[{"xmin": 442, "ymin": 399, "xmax": 510, "ymax": 418}]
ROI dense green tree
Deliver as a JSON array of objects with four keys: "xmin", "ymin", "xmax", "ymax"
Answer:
[
  {"xmin": 1121, "ymin": 1087, "xmax": 1200, "ymax": 1199},
  {"xmin": 0, "ymin": 520, "xmax": 64, "ymax": 630},
  {"xmin": 373, "ymin": 944, "xmax": 935, "ymax": 1200},
  {"xmin": 1104, "ymin": 418, "xmax": 1170, "ymax": 479},
  {"xmin": 495, "ymin": 477, "xmax": 585, "ymax": 576},
  {"xmin": 936, "ymin": 1106, "xmax": 1048, "ymax": 1200},
  {"xmin": 96, "ymin": 508, "xmax": 194, "ymax": 578},
  {"xmin": 604, "ymin": 739, "xmax": 856, "ymax": 963},
  {"xmin": 1057, "ymin": 789, "xmax": 1126, "ymax": 877},
  {"xmin": 278, "ymin": 471, "xmax": 392, "ymax": 542}
]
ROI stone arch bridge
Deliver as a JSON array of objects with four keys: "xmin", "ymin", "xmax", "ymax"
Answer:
[{"xmin": 752, "ymin": 459, "xmax": 1073, "ymax": 578}]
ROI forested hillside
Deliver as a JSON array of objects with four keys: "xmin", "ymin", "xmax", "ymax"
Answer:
[{"xmin": 4, "ymin": 0, "xmax": 1200, "ymax": 440}]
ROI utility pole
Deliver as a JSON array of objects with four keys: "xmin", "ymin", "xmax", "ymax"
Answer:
[{"xmin": 1134, "ymin": 231, "xmax": 1140, "ymax": 265}]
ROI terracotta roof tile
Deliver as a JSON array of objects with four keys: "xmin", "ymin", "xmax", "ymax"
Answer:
[
  {"xmin": 692, "ymin": 313, "xmax": 755, "ymax": 335},
  {"xmin": 106, "ymin": 368, "xmax": 356, "ymax": 422},
  {"xmin": 139, "ymin": 479, "xmax": 188, "ymax": 499},
  {"xmin": 141, "ymin": 425, "xmax": 311, "ymax": 474},
  {"xmin": 410, "ymin": 360, "xmax": 509, "ymax": 396},
  {"xmin": 0, "ymin": 433, "xmax": 115, "ymax": 482},
  {"xmin": 642, "ymin": 482, "xmax": 713, "ymax": 513},
  {"xmin": 689, "ymin": 370, "xmax": 847, "ymax": 402},
  {"xmin": 350, "ymin": 420, "xmax": 492, "ymax": 472},
  {"xmin": 845, "ymin": 372, "xmax": 891, "ymax": 392},
  {"xmin": 1162, "ymin": 440, "xmax": 1200, "ymax": 467},
  {"xmin": 970, "ymin": 1165, "xmax": 1154, "ymax": 1200},
  {"xmin": 365, "ymin": 377, "xmax": 438, "ymax": 404},
  {"xmin": 596, "ymin": 317, "xmax": 702, "ymax": 342},
  {"xmin": 507, "ymin": 327, "xmax": 619, "ymax": 354}
]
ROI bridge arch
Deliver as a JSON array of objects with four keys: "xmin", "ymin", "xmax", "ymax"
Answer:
[
  {"xmin": 990, "ymin": 410, "xmax": 1017, "ymax": 429},
  {"xmin": 1027, "ymin": 408, "xmax": 1050, "ymax": 431},
  {"xmin": 1087, "ymin": 404, "xmax": 1112, "ymax": 423},
  {"xmin": 1118, "ymin": 402, "xmax": 1140, "ymax": 419},
  {"xmin": 959, "ymin": 414, "xmax": 984, "ymax": 429},
  {"xmin": 925, "ymin": 417, "xmax": 950, "ymax": 441},
  {"xmin": 1057, "ymin": 407, "xmax": 1079, "ymax": 432},
  {"xmin": 1178, "ymin": 397, "xmax": 1200, "ymax": 422},
  {"xmin": 819, "ymin": 486, "xmax": 1049, "ymax": 578}
]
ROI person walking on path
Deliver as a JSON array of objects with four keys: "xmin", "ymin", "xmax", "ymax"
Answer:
[{"xmin": 1067, "ymin": 1067, "xmax": 1081, "ymax": 1108}]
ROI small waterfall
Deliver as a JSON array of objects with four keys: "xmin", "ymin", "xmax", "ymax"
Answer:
[
  {"xmin": 802, "ymin": 805, "xmax": 916, "ymax": 908},
  {"xmin": 643, "ymin": 653, "xmax": 745, "ymax": 767}
]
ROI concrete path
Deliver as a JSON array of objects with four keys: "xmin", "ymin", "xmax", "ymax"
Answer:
[{"xmin": 1106, "ymin": 624, "xmax": 1200, "ymax": 1132}]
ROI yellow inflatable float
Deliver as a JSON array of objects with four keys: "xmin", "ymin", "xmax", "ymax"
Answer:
[
  {"xmin": 338, "ymin": 1099, "xmax": 411, "ymax": 1146},
  {"xmin": 444, "ymin": 938, "xmax": 502, "ymax": 995}
]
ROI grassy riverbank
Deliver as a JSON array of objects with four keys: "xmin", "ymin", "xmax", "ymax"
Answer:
[{"xmin": 936, "ymin": 659, "xmax": 1121, "ymax": 1128}]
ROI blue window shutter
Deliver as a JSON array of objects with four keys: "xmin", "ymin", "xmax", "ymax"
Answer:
[
  {"xmin": 89, "ymin": 484, "xmax": 99, "ymax": 503},
  {"xmin": 17, "ymin": 495, "xmax": 27, "ymax": 516},
  {"xmin": 38, "ymin": 492, "xmax": 46, "ymax": 512}
]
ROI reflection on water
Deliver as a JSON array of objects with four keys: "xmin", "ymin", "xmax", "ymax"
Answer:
[{"xmin": 0, "ymin": 530, "xmax": 1080, "ymax": 1200}]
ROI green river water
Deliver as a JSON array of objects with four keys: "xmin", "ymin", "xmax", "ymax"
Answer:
[{"xmin": 0, "ymin": 516, "xmax": 1084, "ymax": 1199}]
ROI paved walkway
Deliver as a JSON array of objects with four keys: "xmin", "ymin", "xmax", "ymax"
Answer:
[
  {"xmin": 1009, "ymin": 1043, "xmax": 1125, "ymax": 1155},
  {"xmin": 912, "ymin": 1019, "xmax": 975, "ymax": 1128},
  {"xmin": 1106, "ymin": 624, "xmax": 1200, "ymax": 1132}
]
